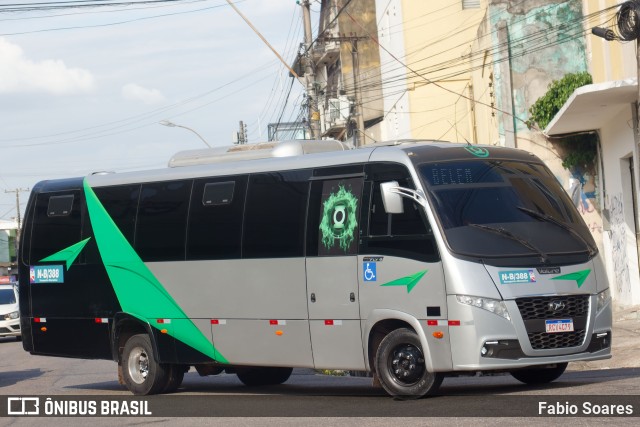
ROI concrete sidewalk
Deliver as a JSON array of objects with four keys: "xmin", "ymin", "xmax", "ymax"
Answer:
[{"xmin": 568, "ymin": 305, "xmax": 640, "ymax": 370}]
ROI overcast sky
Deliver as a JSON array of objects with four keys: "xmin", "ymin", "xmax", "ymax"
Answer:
[{"xmin": 0, "ymin": 0, "xmax": 312, "ymax": 221}]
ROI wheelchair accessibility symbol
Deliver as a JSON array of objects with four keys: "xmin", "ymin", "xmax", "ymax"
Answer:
[{"xmin": 363, "ymin": 262, "xmax": 377, "ymax": 282}]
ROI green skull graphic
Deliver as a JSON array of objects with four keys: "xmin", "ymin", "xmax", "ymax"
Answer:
[{"xmin": 319, "ymin": 184, "xmax": 358, "ymax": 252}]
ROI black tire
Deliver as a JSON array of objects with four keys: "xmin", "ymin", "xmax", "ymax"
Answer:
[
  {"xmin": 236, "ymin": 367, "xmax": 293, "ymax": 386},
  {"xmin": 163, "ymin": 364, "xmax": 186, "ymax": 393},
  {"xmin": 15, "ymin": 335, "xmax": 22, "ymax": 342},
  {"xmin": 375, "ymin": 328, "xmax": 443, "ymax": 399},
  {"xmin": 121, "ymin": 334, "xmax": 169, "ymax": 395},
  {"xmin": 510, "ymin": 363, "xmax": 568, "ymax": 384}
]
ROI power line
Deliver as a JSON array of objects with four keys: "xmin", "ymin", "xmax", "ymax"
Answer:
[
  {"xmin": 331, "ymin": 5, "xmax": 615, "ymax": 133},
  {"xmin": 0, "ymin": 0, "xmax": 207, "ymax": 22},
  {"xmin": 0, "ymin": 0, "xmax": 198, "ymax": 12},
  {"xmin": 0, "ymin": 0, "xmax": 237, "ymax": 36},
  {"xmin": 354, "ymin": 2, "xmax": 614, "ymax": 92}
]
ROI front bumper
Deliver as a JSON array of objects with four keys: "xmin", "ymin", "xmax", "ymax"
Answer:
[
  {"xmin": 445, "ymin": 294, "xmax": 612, "ymax": 371},
  {"xmin": 0, "ymin": 318, "xmax": 21, "ymax": 337}
]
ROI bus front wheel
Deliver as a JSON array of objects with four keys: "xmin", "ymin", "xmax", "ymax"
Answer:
[
  {"xmin": 122, "ymin": 334, "xmax": 168, "ymax": 395},
  {"xmin": 375, "ymin": 328, "xmax": 442, "ymax": 399},
  {"xmin": 510, "ymin": 362, "xmax": 568, "ymax": 384}
]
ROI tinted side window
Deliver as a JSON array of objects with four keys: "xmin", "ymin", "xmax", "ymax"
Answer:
[
  {"xmin": 187, "ymin": 176, "xmax": 247, "ymax": 260},
  {"xmin": 202, "ymin": 182, "xmax": 235, "ymax": 206},
  {"xmin": 30, "ymin": 190, "xmax": 82, "ymax": 263},
  {"xmin": 47, "ymin": 195, "xmax": 74, "ymax": 217},
  {"xmin": 136, "ymin": 180, "xmax": 192, "ymax": 262},
  {"xmin": 94, "ymin": 184, "xmax": 140, "ymax": 247},
  {"xmin": 243, "ymin": 171, "xmax": 310, "ymax": 258},
  {"xmin": 361, "ymin": 163, "xmax": 439, "ymax": 263}
]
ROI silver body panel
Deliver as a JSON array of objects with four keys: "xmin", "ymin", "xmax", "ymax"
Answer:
[{"xmin": 306, "ymin": 256, "xmax": 365, "ymax": 370}]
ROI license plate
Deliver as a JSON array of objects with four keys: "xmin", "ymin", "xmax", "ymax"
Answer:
[{"xmin": 545, "ymin": 319, "xmax": 574, "ymax": 333}]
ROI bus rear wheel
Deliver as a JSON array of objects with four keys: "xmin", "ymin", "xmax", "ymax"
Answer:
[
  {"xmin": 510, "ymin": 362, "xmax": 568, "ymax": 384},
  {"xmin": 375, "ymin": 328, "xmax": 442, "ymax": 399},
  {"xmin": 236, "ymin": 367, "xmax": 293, "ymax": 386},
  {"xmin": 122, "ymin": 334, "xmax": 168, "ymax": 395}
]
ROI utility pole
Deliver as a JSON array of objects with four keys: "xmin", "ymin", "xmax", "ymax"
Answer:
[
  {"xmin": 301, "ymin": 0, "xmax": 320, "ymax": 140},
  {"xmin": 321, "ymin": 35, "xmax": 369, "ymax": 146},
  {"xmin": 238, "ymin": 120, "xmax": 247, "ymax": 144},
  {"xmin": 351, "ymin": 38, "xmax": 365, "ymax": 147},
  {"xmin": 5, "ymin": 188, "xmax": 29, "ymax": 259}
]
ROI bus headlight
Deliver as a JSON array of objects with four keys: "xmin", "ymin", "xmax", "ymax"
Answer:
[
  {"xmin": 4, "ymin": 311, "xmax": 19, "ymax": 320},
  {"xmin": 456, "ymin": 295, "xmax": 511, "ymax": 321},
  {"xmin": 597, "ymin": 288, "xmax": 611, "ymax": 313}
]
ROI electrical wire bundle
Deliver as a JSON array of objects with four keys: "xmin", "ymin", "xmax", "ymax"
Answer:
[
  {"xmin": 593, "ymin": 0, "xmax": 640, "ymax": 41},
  {"xmin": 617, "ymin": 0, "xmax": 640, "ymax": 41}
]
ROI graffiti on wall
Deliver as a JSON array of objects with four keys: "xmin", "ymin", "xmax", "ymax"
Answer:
[
  {"xmin": 607, "ymin": 194, "xmax": 631, "ymax": 301},
  {"xmin": 568, "ymin": 171, "xmax": 602, "ymax": 235}
]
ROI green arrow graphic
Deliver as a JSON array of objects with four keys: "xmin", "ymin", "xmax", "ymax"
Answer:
[
  {"xmin": 40, "ymin": 237, "xmax": 91, "ymax": 270},
  {"xmin": 551, "ymin": 269, "xmax": 591, "ymax": 288},
  {"xmin": 381, "ymin": 270, "xmax": 428, "ymax": 293},
  {"xmin": 83, "ymin": 179, "xmax": 227, "ymax": 364}
]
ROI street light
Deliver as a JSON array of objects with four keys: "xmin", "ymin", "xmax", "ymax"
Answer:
[{"xmin": 159, "ymin": 120, "xmax": 212, "ymax": 148}]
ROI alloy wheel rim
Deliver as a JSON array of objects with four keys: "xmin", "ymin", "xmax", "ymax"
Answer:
[
  {"xmin": 127, "ymin": 347, "xmax": 149, "ymax": 385},
  {"xmin": 389, "ymin": 344, "xmax": 425, "ymax": 386}
]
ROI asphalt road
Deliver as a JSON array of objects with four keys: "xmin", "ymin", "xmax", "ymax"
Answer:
[{"xmin": 1, "ymin": 336, "xmax": 639, "ymax": 426}]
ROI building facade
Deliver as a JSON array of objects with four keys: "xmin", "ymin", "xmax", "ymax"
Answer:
[{"xmin": 546, "ymin": 0, "xmax": 640, "ymax": 307}]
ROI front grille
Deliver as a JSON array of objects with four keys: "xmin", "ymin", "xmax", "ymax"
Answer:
[
  {"xmin": 516, "ymin": 295, "xmax": 590, "ymax": 350},
  {"xmin": 516, "ymin": 295, "xmax": 589, "ymax": 320},
  {"xmin": 0, "ymin": 327, "xmax": 10, "ymax": 334},
  {"xmin": 528, "ymin": 329, "xmax": 586, "ymax": 350}
]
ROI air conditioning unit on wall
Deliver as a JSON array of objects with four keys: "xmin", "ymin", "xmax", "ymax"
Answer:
[{"xmin": 327, "ymin": 96, "xmax": 350, "ymax": 127}]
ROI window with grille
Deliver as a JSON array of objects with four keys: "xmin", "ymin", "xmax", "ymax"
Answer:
[{"xmin": 462, "ymin": 0, "xmax": 480, "ymax": 9}]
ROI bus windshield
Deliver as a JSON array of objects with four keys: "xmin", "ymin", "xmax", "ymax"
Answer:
[{"xmin": 418, "ymin": 160, "xmax": 596, "ymax": 262}]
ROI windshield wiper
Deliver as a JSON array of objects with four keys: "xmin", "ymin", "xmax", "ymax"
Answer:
[
  {"xmin": 468, "ymin": 223, "xmax": 549, "ymax": 263},
  {"xmin": 516, "ymin": 206, "xmax": 596, "ymax": 256}
]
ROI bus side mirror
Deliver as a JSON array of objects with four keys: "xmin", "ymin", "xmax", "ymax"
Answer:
[{"xmin": 380, "ymin": 181, "xmax": 404, "ymax": 214}]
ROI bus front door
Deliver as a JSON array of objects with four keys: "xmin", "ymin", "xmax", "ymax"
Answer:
[{"xmin": 306, "ymin": 177, "xmax": 366, "ymax": 370}]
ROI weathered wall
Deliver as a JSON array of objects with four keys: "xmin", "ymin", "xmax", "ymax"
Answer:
[
  {"xmin": 599, "ymin": 104, "xmax": 640, "ymax": 307},
  {"xmin": 339, "ymin": 0, "xmax": 383, "ymax": 143},
  {"xmin": 399, "ymin": 0, "xmax": 485, "ymax": 142},
  {"xmin": 375, "ymin": 0, "xmax": 412, "ymax": 141},
  {"xmin": 489, "ymin": 0, "xmax": 588, "ymax": 136}
]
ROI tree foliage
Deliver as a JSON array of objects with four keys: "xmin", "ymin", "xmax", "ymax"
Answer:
[
  {"xmin": 527, "ymin": 72, "xmax": 592, "ymax": 130},
  {"xmin": 526, "ymin": 72, "xmax": 597, "ymax": 170}
]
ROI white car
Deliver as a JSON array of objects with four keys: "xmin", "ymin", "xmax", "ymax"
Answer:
[{"xmin": 0, "ymin": 284, "xmax": 20, "ymax": 340}]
